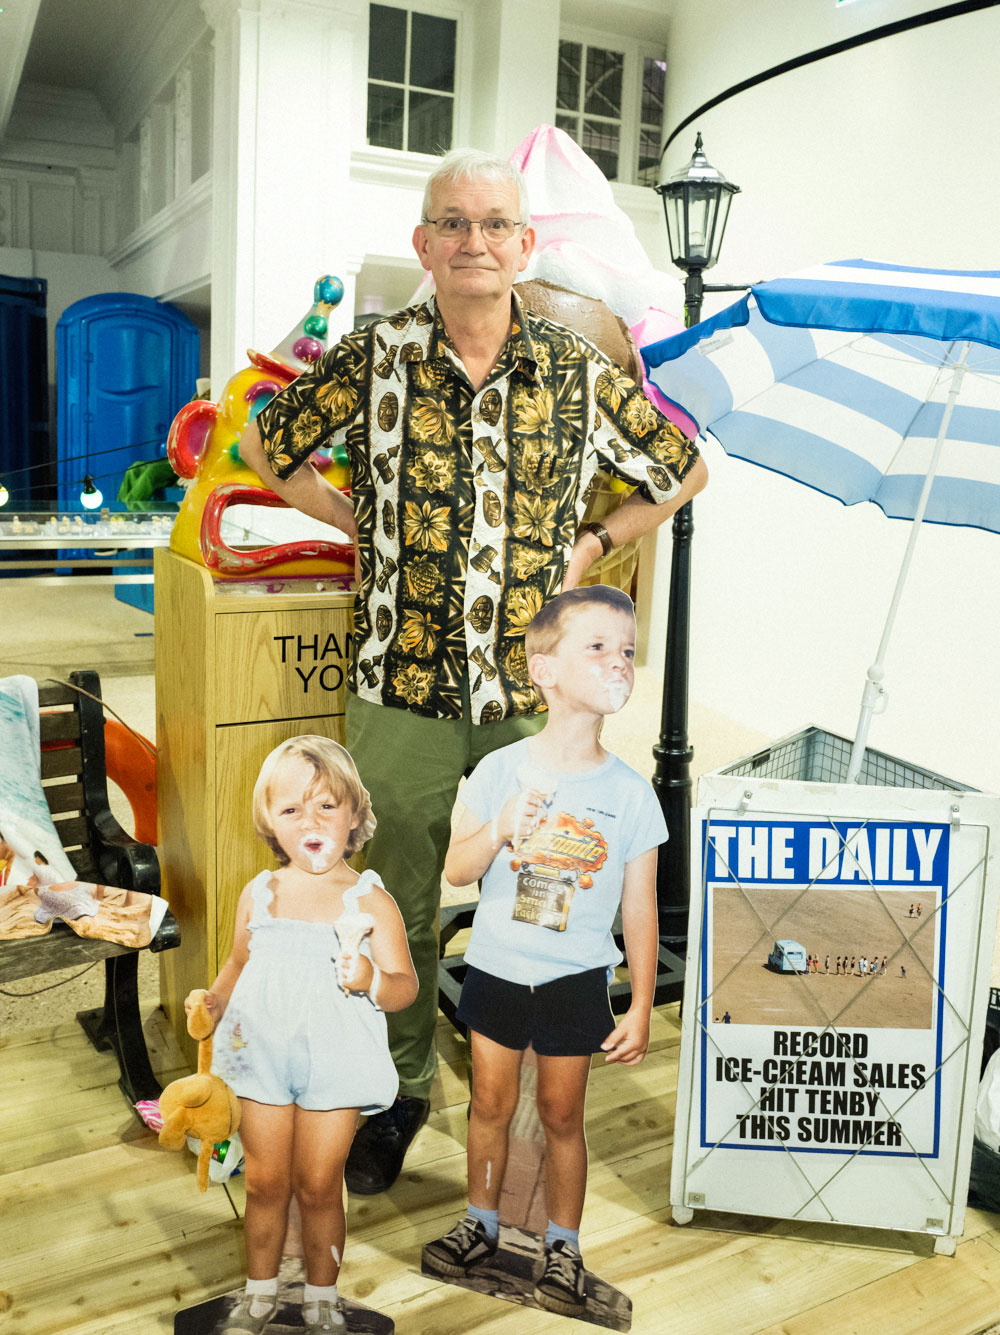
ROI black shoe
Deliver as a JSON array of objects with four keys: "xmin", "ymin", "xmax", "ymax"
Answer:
[
  {"xmin": 534, "ymin": 1239, "xmax": 586, "ymax": 1316},
  {"xmin": 423, "ymin": 1215, "xmax": 499, "ymax": 1277},
  {"xmin": 344, "ymin": 1095, "xmax": 430, "ymax": 1194}
]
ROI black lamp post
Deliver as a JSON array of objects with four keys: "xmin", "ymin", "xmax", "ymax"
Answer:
[{"xmin": 651, "ymin": 134, "xmax": 742, "ymax": 952}]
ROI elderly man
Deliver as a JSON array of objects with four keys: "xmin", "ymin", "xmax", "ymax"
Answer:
[{"xmin": 239, "ymin": 147, "xmax": 707, "ymax": 1194}]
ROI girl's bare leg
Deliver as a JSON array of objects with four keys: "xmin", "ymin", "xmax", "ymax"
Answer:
[
  {"xmin": 291, "ymin": 1106, "xmax": 360, "ymax": 1286},
  {"xmin": 535, "ymin": 1054, "xmax": 593, "ymax": 1230},
  {"xmin": 238, "ymin": 1099, "xmax": 296, "ymax": 1278},
  {"xmin": 467, "ymin": 1031, "xmax": 523, "ymax": 1211}
]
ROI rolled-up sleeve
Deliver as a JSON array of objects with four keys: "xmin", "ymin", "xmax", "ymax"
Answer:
[
  {"xmin": 590, "ymin": 362, "xmax": 700, "ymax": 504},
  {"xmin": 254, "ymin": 331, "xmax": 369, "ymax": 481}
]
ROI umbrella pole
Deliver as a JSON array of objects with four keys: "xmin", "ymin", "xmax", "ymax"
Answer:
[{"xmin": 846, "ymin": 341, "xmax": 971, "ymax": 782}]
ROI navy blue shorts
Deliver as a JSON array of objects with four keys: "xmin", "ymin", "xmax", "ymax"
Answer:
[{"xmin": 456, "ymin": 964, "xmax": 615, "ymax": 1056}]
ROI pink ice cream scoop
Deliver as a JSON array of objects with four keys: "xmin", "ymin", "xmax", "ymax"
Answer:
[{"xmin": 509, "ymin": 124, "xmax": 696, "ymax": 438}]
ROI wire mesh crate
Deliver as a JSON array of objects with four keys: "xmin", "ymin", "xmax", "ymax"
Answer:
[{"xmin": 717, "ymin": 725, "xmax": 974, "ymax": 793}]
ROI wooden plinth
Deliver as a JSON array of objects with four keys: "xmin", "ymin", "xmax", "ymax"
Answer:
[{"xmin": 155, "ymin": 550, "xmax": 353, "ymax": 1063}]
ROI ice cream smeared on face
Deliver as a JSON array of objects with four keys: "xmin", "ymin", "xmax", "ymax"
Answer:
[
  {"xmin": 297, "ymin": 832, "xmax": 337, "ymax": 873},
  {"xmin": 590, "ymin": 666, "xmax": 631, "ymax": 713}
]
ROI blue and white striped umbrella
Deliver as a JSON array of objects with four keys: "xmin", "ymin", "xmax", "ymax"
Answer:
[
  {"xmin": 641, "ymin": 259, "xmax": 1000, "ymax": 780},
  {"xmin": 641, "ymin": 258, "xmax": 1000, "ymax": 534}
]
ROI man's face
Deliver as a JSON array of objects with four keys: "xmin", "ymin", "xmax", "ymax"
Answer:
[{"xmin": 413, "ymin": 176, "xmax": 534, "ymax": 307}]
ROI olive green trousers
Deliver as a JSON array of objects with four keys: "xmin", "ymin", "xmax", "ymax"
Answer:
[{"xmin": 346, "ymin": 689, "xmax": 544, "ymax": 1099}]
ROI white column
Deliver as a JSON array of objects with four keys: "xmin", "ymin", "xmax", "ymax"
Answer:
[
  {"xmin": 470, "ymin": 0, "xmax": 560, "ymax": 156},
  {"xmin": 202, "ymin": 0, "xmax": 366, "ymax": 391},
  {"xmin": 150, "ymin": 99, "xmax": 175, "ymax": 213},
  {"xmin": 138, "ymin": 113, "xmax": 153, "ymax": 225},
  {"xmin": 174, "ymin": 59, "xmax": 194, "ymax": 199}
]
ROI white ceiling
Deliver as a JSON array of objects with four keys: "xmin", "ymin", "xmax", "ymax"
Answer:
[
  {"xmin": 2, "ymin": 0, "xmax": 678, "ymax": 141},
  {"xmin": 21, "ymin": 0, "xmax": 135, "ymax": 90},
  {"xmin": 1, "ymin": 0, "xmax": 180, "ymax": 137}
]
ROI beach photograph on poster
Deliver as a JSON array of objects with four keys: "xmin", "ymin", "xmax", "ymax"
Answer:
[
  {"xmin": 710, "ymin": 884, "xmax": 937, "ymax": 1029},
  {"xmin": 696, "ymin": 818, "xmax": 947, "ymax": 1157}
]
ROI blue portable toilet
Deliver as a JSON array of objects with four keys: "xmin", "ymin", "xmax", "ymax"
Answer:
[
  {"xmin": 0, "ymin": 275, "xmax": 51, "ymax": 508},
  {"xmin": 56, "ymin": 292, "xmax": 199, "ymax": 609}
]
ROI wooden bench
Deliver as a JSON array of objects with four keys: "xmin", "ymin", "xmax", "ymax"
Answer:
[{"xmin": 0, "ymin": 670, "xmax": 179, "ymax": 1108}]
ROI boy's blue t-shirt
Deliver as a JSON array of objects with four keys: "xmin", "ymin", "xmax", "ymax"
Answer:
[{"xmin": 459, "ymin": 736, "xmax": 668, "ymax": 986}]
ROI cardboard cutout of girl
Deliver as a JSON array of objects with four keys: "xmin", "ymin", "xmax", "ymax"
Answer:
[{"xmin": 188, "ymin": 736, "xmax": 417, "ymax": 1335}]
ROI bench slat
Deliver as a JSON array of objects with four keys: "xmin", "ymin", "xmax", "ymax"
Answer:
[
  {"xmin": 44, "ymin": 781, "xmax": 85, "ymax": 816},
  {"xmin": 0, "ymin": 909, "xmax": 180, "ymax": 982},
  {"xmin": 52, "ymin": 815, "xmax": 90, "ymax": 848},
  {"xmin": 66, "ymin": 847, "xmax": 99, "ymax": 878},
  {"xmin": 41, "ymin": 747, "xmax": 84, "ymax": 781},
  {"xmin": 37, "ymin": 682, "xmax": 77, "ymax": 708},
  {"xmin": 40, "ymin": 711, "xmax": 82, "ymax": 744}
]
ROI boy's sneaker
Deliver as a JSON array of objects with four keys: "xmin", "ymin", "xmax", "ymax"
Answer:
[
  {"xmin": 423, "ymin": 1215, "xmax": 499, "ymax": 1277},
  {"xmin": 534, "ymin": 1239, "xmax": 586, "ymax": 1315}
]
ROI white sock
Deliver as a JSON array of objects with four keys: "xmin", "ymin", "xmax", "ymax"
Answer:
[
  {"xmin": 303, "ymin": 1282, "xmax": 338, "ymax": 1320},
  {"xmin": 245, "ymin": 1276, "xmax": 277, "ymax": 1318}
]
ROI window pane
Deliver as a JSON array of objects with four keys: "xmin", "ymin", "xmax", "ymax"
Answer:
[
  {"xmin": 557, "ymin": 41, "xmax": 581, "ymax": 111},
  {"xmin": 556, "ymin": 112, "xmax": 579, "ymax": 140},
  {"xmin": 584, "ymin": 46, "xmax": 622, "ymax": 118},
  {"xmin": 367, "ymin": 83, "xmax": 405, "ymax": 150},
  {"xmin": 408, "ymin": 91, "xmax": 453, "ymax": 155},
  {"xmin": 410, "ymin": 13, "xmax": 456, "ymax": 92},
  {"xmin": 642, "ymin": 57, "xmax": 665, "ymax": 128},
  {"xmin": 369, "ymin": 4, "xmax": 406, "ymax": 83},
  {"xmin": 582, "ymin": 118, "xmax": 619, "ymax": 180},
  {"xmin": 637, "ymin": 126, "xmax": 661, "ymax": 187}
]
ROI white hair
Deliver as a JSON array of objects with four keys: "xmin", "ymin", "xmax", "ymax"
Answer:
[{"xmin": 421, "ymin": 148, "xmax": 529, "ymax": 223}]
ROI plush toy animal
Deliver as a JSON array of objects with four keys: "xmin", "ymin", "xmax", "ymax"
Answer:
[{"xmin": 158, "ymin": 989, "xmax": 241, "ymax": 1191}]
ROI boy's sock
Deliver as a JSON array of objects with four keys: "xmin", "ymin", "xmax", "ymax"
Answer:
[
  {"xmin": 467, "ymin": 1203, "xmax": 500, "ymax": 1240},
  {"xmin": 303, "ymin": 1282, "xmax": 338, "ymax": 1321},
  {"xmin": 544, "ymin": 1220, "xmax": 580, "ymax": 1252},
  {"xmin": 245, "ymin": 1276, "xmax": 278, "ymax": 1318}
]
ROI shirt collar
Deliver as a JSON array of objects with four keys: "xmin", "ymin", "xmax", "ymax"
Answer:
[
  {"xmin": 420, "ymin": 291, "xmax": 542, "ymax": 385},
  {"xmin": 509, "ymin": 291, "xmax": 542, "ymax": 383}
]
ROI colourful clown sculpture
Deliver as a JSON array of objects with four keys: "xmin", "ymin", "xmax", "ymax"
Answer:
[{"xmin": 167, "ymin": 275, "xmax": 354, "ymax": 583}]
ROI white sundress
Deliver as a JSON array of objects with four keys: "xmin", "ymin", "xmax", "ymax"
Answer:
[{"xmin": 211, "ymin": 869, "xmax": 398, "ymax": 1113}]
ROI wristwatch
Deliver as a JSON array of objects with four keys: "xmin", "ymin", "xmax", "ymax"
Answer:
[{"xmin": 578, "ymin": 520, "xmax": 614, "ymax": 556}]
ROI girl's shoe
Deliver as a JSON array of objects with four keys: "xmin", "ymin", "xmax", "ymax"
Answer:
[
  {"xmin": 221, "ymin": 1294, "xmax": 278, "ymax": 1334},
  {"xmin": 303, "ymin": 1297, "xmax": 347, "ymax": 1332}
]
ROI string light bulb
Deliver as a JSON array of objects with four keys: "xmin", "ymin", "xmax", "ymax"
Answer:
[
  {"xmin": 80, "ymin": 475, "xmax": 103, "ymax": 509},
  {"xmin": 0, "ymin": 480, "xmax": 9, "ymax": 508}
]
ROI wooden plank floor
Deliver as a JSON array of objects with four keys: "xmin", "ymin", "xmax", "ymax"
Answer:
[{"xmin": 3, "ymin": 1003, "xmax": 1000, "ymax": 1335}]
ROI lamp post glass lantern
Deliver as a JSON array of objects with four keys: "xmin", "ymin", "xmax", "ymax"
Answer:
[
  {"xmin": 656, "ymin": 132, "xmax": 741, "ymax": 325},
  {"xmin": 651, "ymin": 135, "xmax": 740, "ymax": 959}
]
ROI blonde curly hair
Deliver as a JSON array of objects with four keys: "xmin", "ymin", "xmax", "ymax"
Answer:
[{"xmin": 252, "ymin": 735, "xmax": 376, "ymax": 863}]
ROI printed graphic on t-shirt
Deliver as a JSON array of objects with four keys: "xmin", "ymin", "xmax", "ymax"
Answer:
[{"xmin": 511, "ymin": 811, "xmax": 608, "ymax": 931}]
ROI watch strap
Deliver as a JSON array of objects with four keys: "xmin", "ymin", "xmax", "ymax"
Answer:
[{"xmin": 579, "ymin": 520, "xmax": 614, "ymax": 557}]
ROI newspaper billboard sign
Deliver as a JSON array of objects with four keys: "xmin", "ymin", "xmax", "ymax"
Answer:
[{"xmin": 671, "ymin": 761, "xmax": 1000, "ymax": 1249}]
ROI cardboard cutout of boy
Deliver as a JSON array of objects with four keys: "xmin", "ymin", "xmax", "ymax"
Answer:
[
  {"xmin": 422, "ymin": 586, "xmax": 665, "ymax": 1329},
  {"xmin": 175, "ymin": 736, "xmax": 416, "ymax": 1335}
]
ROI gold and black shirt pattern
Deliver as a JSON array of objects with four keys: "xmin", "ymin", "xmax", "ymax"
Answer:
[{"xmin": 255, "ymin": 296, "xmax": 700, "ymax": 724}]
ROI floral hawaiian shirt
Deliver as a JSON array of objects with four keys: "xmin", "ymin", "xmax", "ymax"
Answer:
[{"xmin": 255, "ymin": 295, "xmax": 700, "ymax": 724}]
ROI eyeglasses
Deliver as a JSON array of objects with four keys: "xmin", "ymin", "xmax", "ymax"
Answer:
[{"xmin": 422, "ymin": 216, "xmax": 525, "ymax": 241}]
